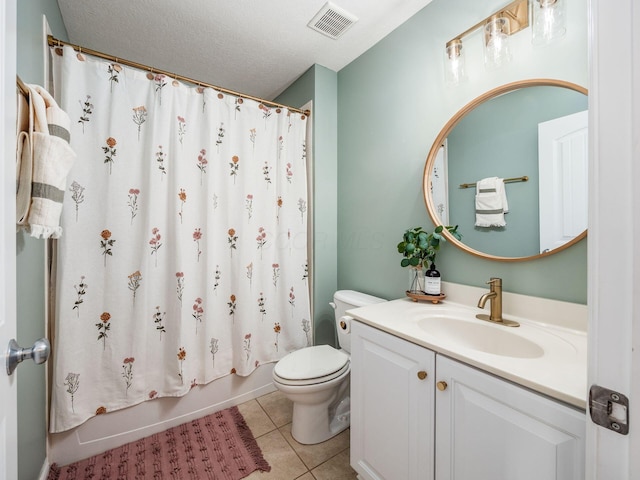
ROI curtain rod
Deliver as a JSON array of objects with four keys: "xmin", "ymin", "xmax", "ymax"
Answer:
[
  {"xmin": 47, "ymin": 35, "xmax": 310, "ymax": 116},
  {"xmin": 459, "ymin": 175, "xmax": 529, "ymax": 189}
]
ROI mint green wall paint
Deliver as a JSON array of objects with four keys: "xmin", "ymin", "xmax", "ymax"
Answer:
[
  {"xmin": 16, "ymin": 4, "xmax": 68, "ymax": 480},
  {"xmin": 337, "ymin": 0, "xmax": 588, "ymax": 303},
  {"xmin": 276, "ymin": 65, "xmax": 339, "ymax": 346},
  {"xmin": 447, "ymin": 86, "xmax": 588, "ymax": 257}
]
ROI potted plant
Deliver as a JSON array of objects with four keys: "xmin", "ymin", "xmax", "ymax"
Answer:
[{"xmin": 397, "ymin": 225, "xmax": 461, "ymax": 293}]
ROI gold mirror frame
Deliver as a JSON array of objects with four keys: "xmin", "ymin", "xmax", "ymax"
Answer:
[{"xmin": 423, "ymin": 78, "xmax": 588, "ymax": 262}]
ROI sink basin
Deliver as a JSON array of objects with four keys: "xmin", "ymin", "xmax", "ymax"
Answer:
[{"xmin": 417, "ymin": 315, "xmax": 545, "ymax": 358}]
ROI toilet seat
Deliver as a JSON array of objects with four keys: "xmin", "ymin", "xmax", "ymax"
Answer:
[{"xmin": 273, "ymin": 345, "xmax": 349, "ymax": 386}]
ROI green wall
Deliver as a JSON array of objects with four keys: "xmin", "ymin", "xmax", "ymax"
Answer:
[
  {"xmin": 276, "ymin": 65, "xmax": 339, "ymax": 346},
  {"xmin": 16, "ymin": 4, "xmax": 68, "ymax": 480},
  {"xmin": 337, "ymin": 0, "xmax": 588, "ymax": 303}
]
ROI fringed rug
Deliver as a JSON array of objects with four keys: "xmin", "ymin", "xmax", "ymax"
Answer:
[{"xmin": 47, "ymin": 406, "xmax": 271, "ymax": 480}]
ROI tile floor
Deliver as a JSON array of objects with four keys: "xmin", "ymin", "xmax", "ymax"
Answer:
[{"xmin": 239, "ymin": 390, "xmax": 358, "ymax": 480}]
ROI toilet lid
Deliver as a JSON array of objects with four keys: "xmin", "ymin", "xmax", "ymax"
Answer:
[{"xmin": 274, "ymin": 345, "xmax": 349, "ymax": 381}]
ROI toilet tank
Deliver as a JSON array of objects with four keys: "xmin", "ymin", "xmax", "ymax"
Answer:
[{"xmin": 333, "ymin": 290, "xmax": 386, "ymax": 353}]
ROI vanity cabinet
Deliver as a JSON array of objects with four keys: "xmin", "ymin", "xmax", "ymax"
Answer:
[
  {"xmin": 350, "ymin": 321, "xmax": 586, "ymax": 480},
  {"xmin": 351, "ymin": 320, "xmax": 436, "ymax": 480},
  {"xmin": 435, "ymin": 355, "xmax": 585, "ymax": 480}
]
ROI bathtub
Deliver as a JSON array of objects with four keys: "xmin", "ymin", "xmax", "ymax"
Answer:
[{"xmin": 48, "ymin": 363, "xmax": 277, "ymax": 466}]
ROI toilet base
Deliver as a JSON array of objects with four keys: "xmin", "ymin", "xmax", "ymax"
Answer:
[
  {"xmin": 274, "ymin": 370, "xmax": 351, "ymax": 445},
  {"xmin": 290, "ymin": 393, "xmax": 350, "ymax": 444}
]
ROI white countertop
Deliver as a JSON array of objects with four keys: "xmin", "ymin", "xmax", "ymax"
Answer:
[{"xmin": 346, "ymin": 295, "xmax": 588, "ymax": 410}]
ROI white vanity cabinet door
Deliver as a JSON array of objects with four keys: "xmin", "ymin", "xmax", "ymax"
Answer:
[
  {"xmin": 435, "ymin": 355, "xmax": 585, "ymax": 480},
  {"xmin": 351, "ymin": 321, "xmax": 436, "ymax": 480}
]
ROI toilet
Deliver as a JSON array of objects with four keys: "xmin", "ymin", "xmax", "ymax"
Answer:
[{"xmin": 272, "ymin": 290, "xmax": 386, "ymax": 444}]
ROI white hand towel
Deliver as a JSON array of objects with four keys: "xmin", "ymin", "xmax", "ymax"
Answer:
[
  {"xmin": 16, "ymin": 84, "xmax": 76, "ymax": 239},
  {"xmin": 475, "ymin": 177, "xmax": 508, "ymax": 227}
]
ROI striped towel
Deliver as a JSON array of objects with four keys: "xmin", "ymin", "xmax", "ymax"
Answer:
[
  {"xmin": 475, "ymin": 177, "xmax": 508, "ymax": 227},
  {"xmin": 16, "ymin": 84, "xmax": 76, "ymax": 238}
]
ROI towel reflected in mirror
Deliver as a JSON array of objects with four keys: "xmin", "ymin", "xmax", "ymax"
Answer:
[{"xmin": 475, "ymin": 177, "xmax": 508, "ymax": 227}]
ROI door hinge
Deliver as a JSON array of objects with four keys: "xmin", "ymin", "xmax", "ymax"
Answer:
[{"xmin": 589, "ymin": 385, "xmax": 629, "ymax": 435}]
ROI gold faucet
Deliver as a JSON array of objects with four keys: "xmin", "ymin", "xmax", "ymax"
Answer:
[{"xmin": 476, "ymin": 278, "xmax": 519, "ymax": 327}]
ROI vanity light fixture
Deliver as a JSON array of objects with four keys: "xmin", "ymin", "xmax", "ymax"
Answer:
[
  {"xmin": 444, "ymin": 0, "xmax": 529, "ymax": 83},
  {"xmin": 532, "ymin": 0, "xmax": 567, "ymax": 46}
]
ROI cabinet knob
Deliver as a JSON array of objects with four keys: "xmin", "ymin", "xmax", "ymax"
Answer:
[
  {"xmin": 417, "ymin": 370, "xmax": 428, "ymax": 380},
  {"xmin": 437, "ymin": 381, "xmax": 448, "ymax": 391}
]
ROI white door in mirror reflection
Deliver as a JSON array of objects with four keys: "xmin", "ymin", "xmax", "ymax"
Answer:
[
  {"xmin": 538, "ymin": 110, "xmax": 588, "ymax": 254},
  {"xmin": 431, "ymin": 142, "xmax": 449, "ymax": 225}
]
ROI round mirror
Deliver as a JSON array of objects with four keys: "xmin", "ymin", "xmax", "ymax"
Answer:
[{"xmin": 424, "ymin": 79, "xmax": 588, "ymax": 262}]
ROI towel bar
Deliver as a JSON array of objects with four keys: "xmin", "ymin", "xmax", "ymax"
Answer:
[{"xmin": 459, "ymin": 175, "xmax": 528, "ymax": 189}]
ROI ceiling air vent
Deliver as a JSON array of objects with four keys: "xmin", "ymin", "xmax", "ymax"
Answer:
[{"xmin": 307, "ymin": 2, "xmax": 358, "ymax": 40}]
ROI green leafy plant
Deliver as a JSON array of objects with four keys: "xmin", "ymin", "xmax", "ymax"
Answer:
[{"xmin": 397, "ymin": 225, "xmax": 462, "ymax": 268}]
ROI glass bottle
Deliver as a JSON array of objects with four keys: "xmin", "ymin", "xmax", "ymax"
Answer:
[{"xmin": 425, "ymin": 263, "xmax": 441, "ymax": 295}]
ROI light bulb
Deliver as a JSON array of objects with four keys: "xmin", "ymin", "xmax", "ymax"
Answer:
[{"xmin": 444, "ymin": 39, "xmax": 466, "ymax": 85}]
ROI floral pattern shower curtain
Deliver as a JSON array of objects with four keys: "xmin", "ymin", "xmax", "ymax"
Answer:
[{"xmin": 49, "ymin": 46, "xmax": 310, "ymax": 432}]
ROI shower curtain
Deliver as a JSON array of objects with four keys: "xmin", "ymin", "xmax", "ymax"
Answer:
[{"xmin": 49, "ymin": 46, "xmax": 310, "ymax": 433}]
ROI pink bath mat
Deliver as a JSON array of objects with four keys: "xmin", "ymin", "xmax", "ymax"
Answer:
[{"xmin": 47, "ymin": 405, "xmax": 271, "ymax": 479}]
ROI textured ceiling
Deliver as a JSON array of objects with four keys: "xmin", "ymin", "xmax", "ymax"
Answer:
[{"xmin": 56, "ymin": 0, "xmax": 433, "ymax": 101}]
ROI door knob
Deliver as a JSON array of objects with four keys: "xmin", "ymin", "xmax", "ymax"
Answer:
[
  {"xmin": 417, "ymin": 370, "xmax": 428, "ymax": 380},
  {"xmin": 437, "ymin": 381, "xmax": 448, "ymax": 391},
  {"xmin": 6, "ymin": 338, "xmax": 50, "ymax": 376}
]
